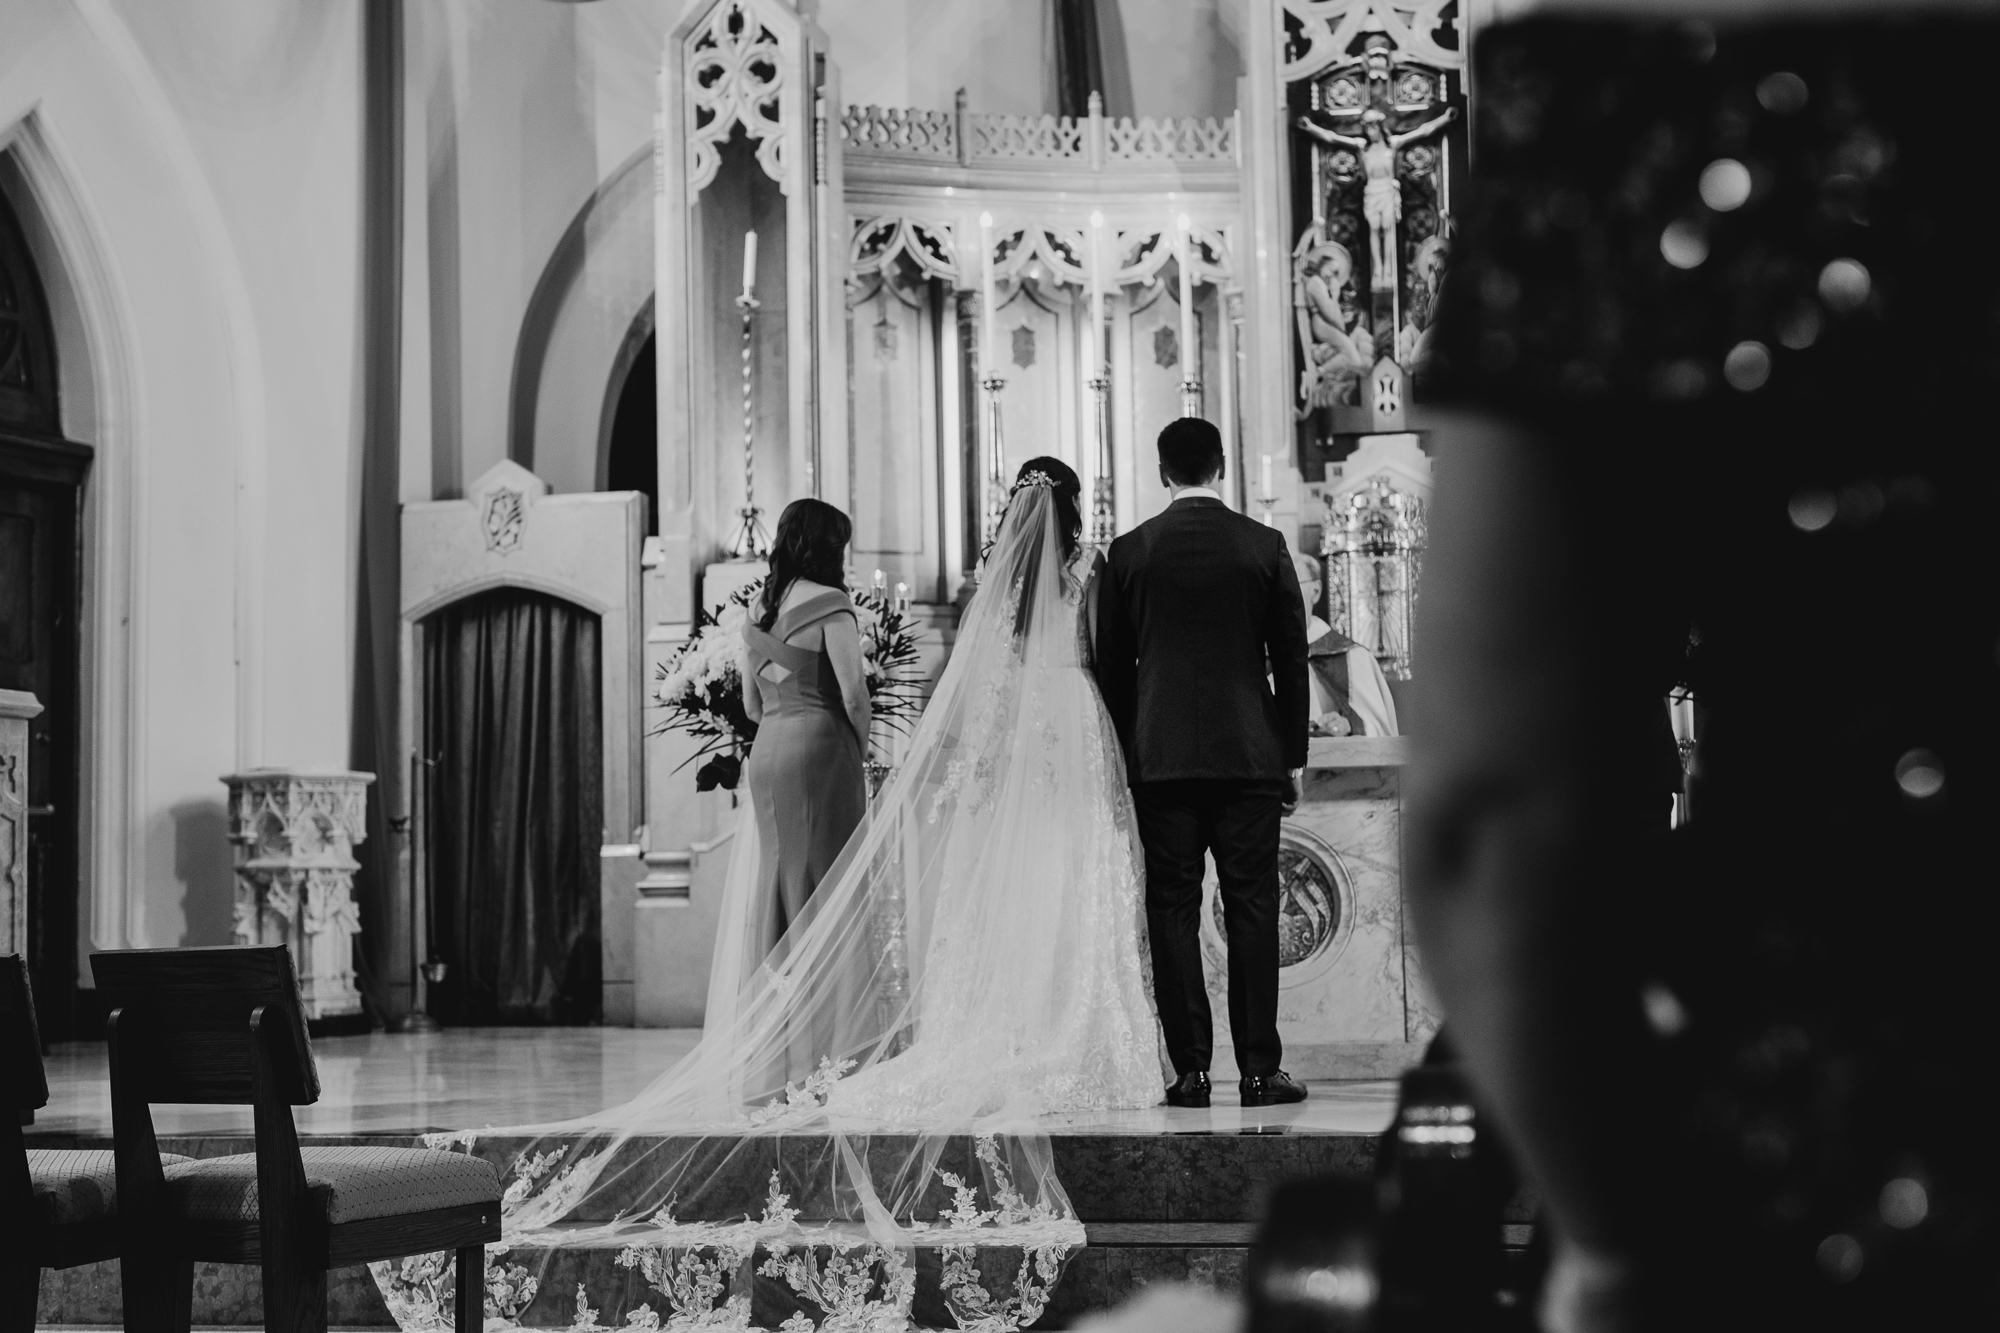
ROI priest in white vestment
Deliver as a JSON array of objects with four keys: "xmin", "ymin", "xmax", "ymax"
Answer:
[{"xmin": 1295, "ymin": 551, "xmax": 1399, "ymax": 738}]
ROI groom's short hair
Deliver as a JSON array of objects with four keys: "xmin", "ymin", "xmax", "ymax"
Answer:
[{"xmin": 1158, "ymin": 418, "xmax": 1225, "ymax": 487}]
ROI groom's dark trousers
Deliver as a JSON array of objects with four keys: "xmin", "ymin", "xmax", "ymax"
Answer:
[{"xmin": 1095, "ymin": 495, "xmax": 1310, "ymax": 1080}]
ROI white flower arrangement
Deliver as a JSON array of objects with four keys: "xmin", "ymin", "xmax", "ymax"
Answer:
[{"xmin": 651, "ymin": 580, "xmax": 922, "ymax": 791}]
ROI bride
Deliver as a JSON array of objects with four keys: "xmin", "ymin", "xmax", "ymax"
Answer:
[{"xmin": 376, "ymin": 457, "xmax": 1165, "ymax": 1332}]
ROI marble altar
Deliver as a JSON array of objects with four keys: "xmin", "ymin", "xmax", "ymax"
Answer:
[{"xmin": 1199, "ymin": 734, "xmax": 1435, "ymax": 1081}]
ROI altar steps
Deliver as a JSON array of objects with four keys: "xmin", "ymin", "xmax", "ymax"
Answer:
[{"xmin": 28, "ymin": 1127, "xmax": 1383, "ymax": 1329}]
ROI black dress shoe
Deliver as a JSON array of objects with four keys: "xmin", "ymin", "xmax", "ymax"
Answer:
[
  {"xmin": 1165, "ymin": 1071, "xmax": 1212, "ymax": 1108},
  {"xmin": 1239, "ymin": 1070, "xmax": 1309, "ymax": 1107}
]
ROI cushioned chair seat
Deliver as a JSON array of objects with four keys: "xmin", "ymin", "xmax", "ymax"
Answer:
[
  {"xmin": 28, "ymin": 1148, "xmax": 193, "ymax": 1226},
  {"xmin": 163, "ymin": 1147, "xmax": 501, "ymax": 1225}
]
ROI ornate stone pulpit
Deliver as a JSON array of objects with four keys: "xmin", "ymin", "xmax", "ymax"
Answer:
[
  {"xmin": 0, "ymin": 689, "xmax": 42, "ymax": 959},
  {"xmin": 224, "ymin": 769, "xmax": 373, "ymax": 1020}
]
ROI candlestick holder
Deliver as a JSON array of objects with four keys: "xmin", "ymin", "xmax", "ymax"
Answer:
[
  {"xmin": 1089, "ymin": 374, "xmax": 1115, "ymax": 547},
  {"xmin": 1180, "ymin": 377, "xmax": 1203, "ymax": 420},
  {"xmin": 982, "ymin": 373, "xmax": 1008, "ymax": 546},
  {"xmin": 729, "ymin": 291, "xmax": 771, "ymax": 560}
]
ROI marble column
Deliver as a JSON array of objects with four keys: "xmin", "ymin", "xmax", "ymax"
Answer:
[
  {"xmin": 0, "ymin": 689, "xmax": 43, "ymax": 958},
  {"xmin": 224, "ymin": 769, "xmax": 374, "ymax": 1019}
]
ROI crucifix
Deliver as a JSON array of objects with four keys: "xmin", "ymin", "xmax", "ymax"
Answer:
[{"xmin": 1295, "ymin": 104, "xmax": 1457, "ymax": 298}]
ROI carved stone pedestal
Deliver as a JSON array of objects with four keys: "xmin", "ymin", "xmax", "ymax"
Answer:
[{"xmin": 224, "ymin": 769, "xmax": 374, "ymax": 1019}]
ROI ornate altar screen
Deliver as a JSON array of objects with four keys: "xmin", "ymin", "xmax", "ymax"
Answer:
[
  {"xmin": 1278, "ymin": 1, "xmax": 1468, "ymax": 684},
  {"xmin": 838, "ymin": 102, "xmax": 1243, "ymax": 605},
  {"xmin": 1287, "ymin": 1, "xmax": 1467, "ymax": 448}
]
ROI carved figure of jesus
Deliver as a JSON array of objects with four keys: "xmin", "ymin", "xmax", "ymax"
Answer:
[{"xmin": 1296, "ymin": 106, "xmax": 1459, "ymax": 292}]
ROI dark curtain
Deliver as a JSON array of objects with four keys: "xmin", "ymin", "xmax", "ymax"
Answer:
[
  {"xmin": 422, "ymin": 587, "xmax": 602, "ymax": 1024},
  {"xmin": 1052, "ymin": 0, "xmax": 1105, "ymax": 119}
]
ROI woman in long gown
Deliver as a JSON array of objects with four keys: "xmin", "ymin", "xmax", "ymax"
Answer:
[
  {"xmin": 740, "ymin": 498, "xmax": 872, "ymax": 953},
  {"xmin": 821, "ymin": 457, "xmax": 1164, "ymax": 1124},
  {"xmin": 380, "ymin": 458, "xmax": 1165, "ymax": 1331}
]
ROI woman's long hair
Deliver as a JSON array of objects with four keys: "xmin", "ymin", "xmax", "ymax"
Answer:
[
  {"xmin": 759, "ymin": 498, "xmax": 852, "ymax": 630},
  {"xmin": 1004, "ymin": 457, "xmax": 1083, "ymax": 642},
  {"xmin": 1009, "ymin": 456, "xmax": 1082, "ymax": 563}
]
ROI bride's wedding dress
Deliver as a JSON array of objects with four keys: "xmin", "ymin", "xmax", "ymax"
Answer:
[
  {"xmin": 822, "ymin": 537, "xmax": 1162, "ymax": 1124},
  {"xmin": 373, "ymin": 480, "xmax": 1162, "ymax": 1332}
]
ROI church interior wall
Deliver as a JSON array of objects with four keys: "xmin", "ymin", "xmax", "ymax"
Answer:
[
  {"xmin": 513, "ymin": 143, "xmax": 654, "ymax": 498},
  {"xmin": 0, "ymin": 0, "xmax": 370, "ymax": 970},
  {"xmin": 1119, "ymin": 0, "xmax": 1243, "ymax": 119},
  {"xmin": 408, "ymin": 1, "xmax": 607, "ymax": 496}
]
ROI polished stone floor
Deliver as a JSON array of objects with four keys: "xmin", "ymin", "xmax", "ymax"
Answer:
[{"xmin": 36, "ymin": 1027, "xmax": 1397, "ymax": 1138}]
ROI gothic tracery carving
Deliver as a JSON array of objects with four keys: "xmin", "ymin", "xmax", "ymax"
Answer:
[
  {"xmin": 838, "ymin": 105, "xmax": 1236, "ymax": 167},
  {"xmin": 686, "ymin": 0, "xmax": 791, "ymax": 197},
  {"xmin": 849, "ymin": 217, "xmax": 960, "ymax": 285},
  {"xmin": 1282, "ymin": 0, "xmax": 1464, "ymax": 83}
]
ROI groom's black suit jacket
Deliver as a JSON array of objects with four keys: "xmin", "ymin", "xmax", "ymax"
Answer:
[{"xmin": 1094, "ymin": 496, "xmax": 1311, "ymax": 784}]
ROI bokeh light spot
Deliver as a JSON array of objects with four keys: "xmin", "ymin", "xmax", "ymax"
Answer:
[
  {"xmin": 1757, "ymin": 72, "xmax": 1809, "ymax": 115},
  {"xmin": 1650, "ymin": 359, "xmax": 1709, "ymax": 401},
  {"xmin": 1700, "ymin": 159, "xmax": 1753, "ymax": 211},
  {"xmin": 1661, "ymin": 220, "xmax": 1709, "ymax": 269},
  {"xmin": 1641, "ymin": 982, "xmax": 1689, "ymax": 1038},
  {"xmin": 1819, "ymin": 258, "xmax": 1871, "ymax": 311},
  {"xmin": 1894, "ymin": 749, "xmax": 1945, "ymax": 800},
  {"xmin": 1724, "ymin": 341, "xmax": 1772, "ymax": 391},
  {"xmin": 1817, "ymin": 1234, "xmax": 1863, "ymax": 1283},
  {"xmin": 1880, "ymin": 1178, "xmax": 1929, "ymax": 1229},
  {"xmin": 1778, "ymin": 303, "xmax": 1823, "ymax": 350},
  {"xmin": 1788, "ymin": 490, "xmax": 1836, "ymax": 532}
]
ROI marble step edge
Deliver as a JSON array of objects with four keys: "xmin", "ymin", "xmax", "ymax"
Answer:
[{"xmin": 26, "ymin": 1133, "xmax": 1379, "ymax": 1227}]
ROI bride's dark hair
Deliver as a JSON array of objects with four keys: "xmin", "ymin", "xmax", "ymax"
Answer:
[
  {"xmin": 1010, "ymin": 457, "xmax": 1083, "ymax": 564},
  {"xmin": 1003, "ymin": 457, "xmax": 1084, "ymax": 644},
  {"xmin": 760, "ymin": 498, "xmax": 852, "ymax": 631}
]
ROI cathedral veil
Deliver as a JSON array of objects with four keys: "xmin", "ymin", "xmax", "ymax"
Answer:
[{"xmin": 374, "ymin": 482, "xmax": 1139, "ymax": 1331}]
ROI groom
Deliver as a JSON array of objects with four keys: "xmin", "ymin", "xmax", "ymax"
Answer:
[{"xmin": 1094, "ymin": 418, "xmax": 1312, "ymax": 1108}]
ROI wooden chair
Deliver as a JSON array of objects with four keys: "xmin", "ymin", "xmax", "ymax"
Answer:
[
  {"xmin": 2, "ymin": 954, "xmax": 194, "ymax": 1333},
  {"xmin": 94, "ymin": 945, "xmax": 500, "ymax": 1333}
]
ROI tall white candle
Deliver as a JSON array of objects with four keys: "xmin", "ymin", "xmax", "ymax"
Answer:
[
  {"xmin": 1089, "ymin": 212, "xmax": 1106, "ymax": 380},
  {"xmin": 1176, "ymin": 214, "xmax": 1196, "ymax": 394},
  {"xmin": 1262, "ymin": 452, "xmax": 1273, "ymax": 499},
  {"xmin": 979, "ymin": 212, "xmax": 997, "ymax": 377},
  {"xmin": 741, "ymin": 230, "xmax": 758, "ymax": 300}
]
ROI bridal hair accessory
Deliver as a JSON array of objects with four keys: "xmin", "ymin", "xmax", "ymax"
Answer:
[{"xmin": 1012, "ymin": 470, "xmax": 1057, "ymax": 494}]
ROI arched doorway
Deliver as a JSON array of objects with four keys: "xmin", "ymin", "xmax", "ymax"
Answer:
[
  {"xmin": 419, "ymin": 586, "xmax": 603, "ymax": 1024},
  {"xmin": 0, "ymin": 184, "xmax": 88, "ymax": 1039},
  {"xmin": 604, "ymin": 329, "xmax": 656, "ymax": 535}
]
